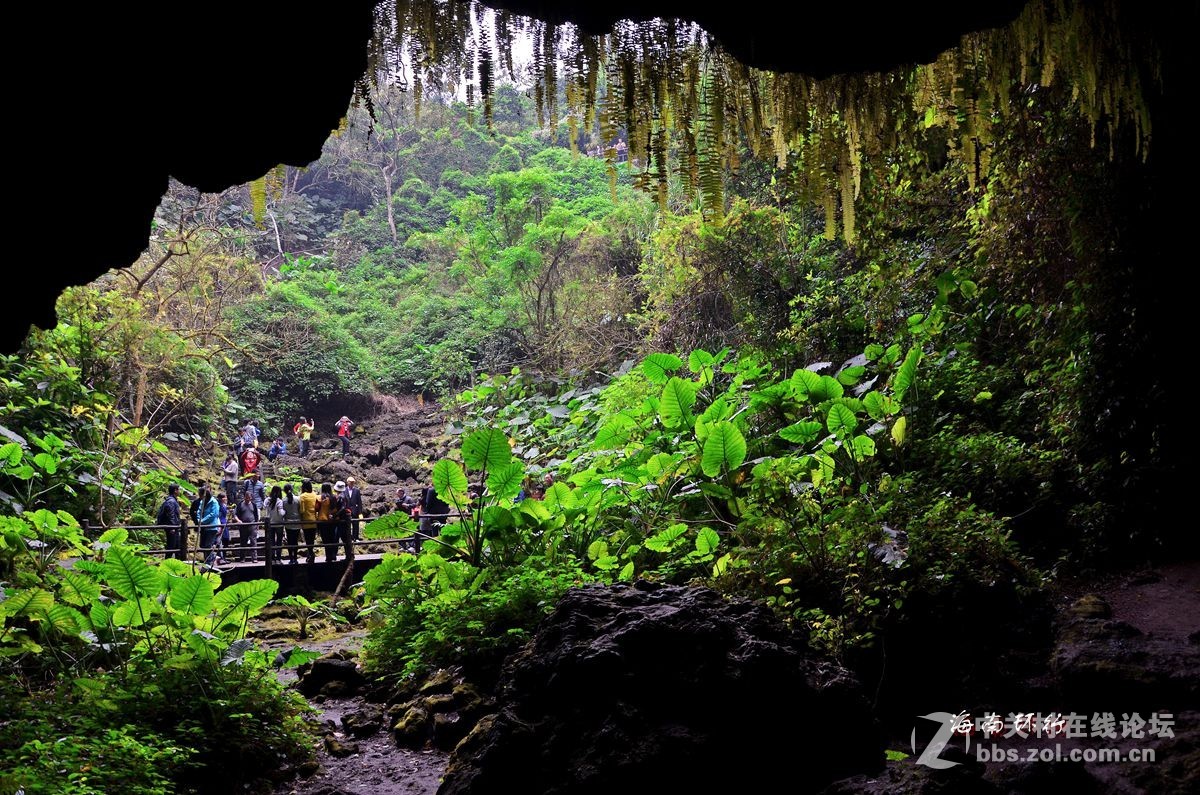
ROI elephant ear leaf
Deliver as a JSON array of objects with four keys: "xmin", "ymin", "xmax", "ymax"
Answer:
[
  {"xmin": 462, "ymin": 428, "xmax": 512, "ymax": 471},
  {"xmin": 642, "ymin": 353, "xmax": 683, "ymax": 384},
  {"xmin": 169, "ymin": 575, "xmax": 214, "ymax": 617},
  {"xmin": 433, "ymin": 459, "xmax": 469, "ymax": 503},
  {"xmin": 701, "ymin": 422, "xmax": 747, "ymax": 477},
  {"xmin": 659, "ymin": 377, "xmax": 697, "ymax": 429},
  {"xmin": 102, "ymin": 545, "xmax": 161, "ymax": 600}
]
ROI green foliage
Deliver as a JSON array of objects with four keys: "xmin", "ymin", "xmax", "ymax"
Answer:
[{"xmin": 1, "ymin": 508, "xmax": 313, "ymax": 793}]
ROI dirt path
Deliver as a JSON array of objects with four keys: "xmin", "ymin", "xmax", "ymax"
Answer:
[
  {"xmin": 1097, "ymin": 559, "xmax": 1200, "ymax": 641},
  {"xmin": 267, "ymin": 630, "xmax": 450, "ymax": 795}
]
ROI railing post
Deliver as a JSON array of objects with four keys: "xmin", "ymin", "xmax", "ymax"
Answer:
[{"xmin": 264, "ymin": 520, "xmax": 273, "ymax": 580}]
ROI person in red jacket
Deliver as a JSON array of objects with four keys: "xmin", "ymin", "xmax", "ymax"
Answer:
[{"xmin": 335, "ymin": 415, "xmax": 354, "ymax": 457}]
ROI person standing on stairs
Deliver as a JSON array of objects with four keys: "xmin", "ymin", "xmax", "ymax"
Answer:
[
  {"xmin": 266, "ymin": 485, "xmax": 285, "ymax": 564},
  {"xmin": 335, "ymin": 415, "xmax": 354, "ymax": 457},
  {"xmin": 222, "ymin": 452, "xmax": 239, "ymax": 502},
  {"xmin": 295, "ymin": 416, "xmax": 314, "ymax": 457},
  {"xmin": 282, "ymin": 483, "xmax": 303, "ymax": 565},
  {"xmin": 233, "ymin": 489, "xmax": 259, "ymax": 563},
  {"xmin": 344, "ymin": 476, "xmax": 364, "ymax": 542},
  {"xmin": 316, "ymin": 482, "xmax": 338, "ymax": 562},
  {"xmin": 299, "ymin": 480, "xmax": 319, "ymax": 564}
]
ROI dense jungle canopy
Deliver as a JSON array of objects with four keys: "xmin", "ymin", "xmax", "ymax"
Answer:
[{"xmin": 2, "ymin": 1, "xmax": 1193, "ymax": 793}]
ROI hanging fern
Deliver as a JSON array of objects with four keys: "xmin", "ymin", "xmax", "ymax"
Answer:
[{"xmin": 357, "ymin": 0, "xmax": 1155, "ymax": 241}]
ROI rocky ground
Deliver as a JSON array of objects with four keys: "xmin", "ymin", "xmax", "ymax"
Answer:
[
  {"xmin": 259, "ymin": 627, "xmax": 450, "ymax": 795},
  {"xmin": 253, "ymin": 560, "xmax": 1198, "ymax": 795},
  {"xmin": 269, "ymin": 397, "xmax": 451, "ymax": 518}
]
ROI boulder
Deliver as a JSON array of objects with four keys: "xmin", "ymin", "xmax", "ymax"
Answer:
[
  {"xmin": 342, "ymin": 706, "xmax": 385, "ymax": 738},
  {"xmin": 323, "ymin": 735, "xmax": 361, "ymax": 758},
  {"xmin": 439, "ymin": 582, "xmax": 883, "ymax": 795},
  {"xmin": 364, "ymin": 466, "xmax": 399, "ymax": 485},
  {"xmin": 389, "ymin": 669, "xmax": 494, "ymax": 750},
  {"xmin": 1051, "ymin": 596, "xmax": 1200, "ymax": 712},
  {"xmin": 298, "ymin": 652, "xmax": 366, "ymax": 698}
]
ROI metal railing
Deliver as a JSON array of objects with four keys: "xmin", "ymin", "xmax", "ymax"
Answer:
[{"xmin": 80, "ymin": 514, "xmax": 461, "ymax": 579}]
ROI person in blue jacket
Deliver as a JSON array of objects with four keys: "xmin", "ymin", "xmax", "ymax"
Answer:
[{"xmin": 198, "ymin": 487, "xmax": 222, "ymax": 566}]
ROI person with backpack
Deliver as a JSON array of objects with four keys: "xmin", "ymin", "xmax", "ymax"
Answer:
[
  {"xmin": 265, "ymin": 485, "xmax": 285, "ymax": 563},
  {"xmin": 316, "ymin": 482, "xmax": 337, "ymax": 562},
  {"xmin": 216, "ymin": 492, "xmax": 230, "ymax": 564},
  {"xmin": 420, "ymin": 484, "xmax": 449, "ymax": 542},
  {"xmin": 281, "ymin": 483, "xmax": 303, "ymax": 565},
  {"xmin": 332, "ymin": 480, "xmax": 355, "ymax": 560},
  {"xmin": 246, "ymin": 471, "xmax": 266, "ymax": 512},
  {"xmin": 156, "ymin": 484, "xmax": 182, "ymax": 557},
  {"xmin": 233, "ymin": 489, "xmax": 259, "ymax": 562},
  {"xmin": 344, "ymin": 476, "xmax": 364, "ymax": 542},
  {"xmin": 335, "ymin": 416, "xmax": 354, "ymax": 457}
]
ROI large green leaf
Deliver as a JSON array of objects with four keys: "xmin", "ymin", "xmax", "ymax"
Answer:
[
  {"xmin": 701, "ymin": 422, "xmax": 747, "ymax": 477},
  {"xmin": 836, "ymin": 365, "xmax": 866, "ymax": 386},
  {"xmin": 543, "ymin": 482, "xmax": 578, "ymax": 511},
  {"xmin": 362, "ymin": 512, "xmax": 416, "ymax": 540},
  {"xmin": 779, "ymin": 421, "xmax": 824, "ymax": 445},
  {"xmin": 688, "ymin": 349, "xmax": 716, "ymax": 384},
  {"xmin": 695, "ymin": 527, "xmax": 720, "ymax": 555},
  {"xmin": 88, "ymin": 600, "xmax": 112, "ymax": 632},
  {"xmin": 791, "ymin": 369, "xmax": 822, "ymax": 395},
  {"xmin": 169, "ymin": 575, "xmax": 214, "ymax": 617},
  {"xmin": 111, "ymin": 597, "xmax": 157, "ymax": 628},
  {"xmin": 659, "ymin": 377, "xmax": 697, "ymax": 429},
  {"xmin": 46, "ymin": 604, "xmax": 86, "ymax": 634},
  {"xmin": 893, "ymin": 347, "xmax": 922, "ymax": 401},
  {"xmin": 810, "ymin": 375, "xmax": 845, "ymax": 401},
  {"xmin": 698, "ymin": 396, "xmax": 731, "ymax": 424},
  {"xmin": 58, "ymin": 570, "xmax": 101, "ymax": 607},
  {"xmin": 594, "ymin": 417, "xmax": 634, "ymax": 449},
  {"xmin": 96, "ymin": 528, "xmax": 129, "ymax": 546},
  {"xmin": 1, "ymin": 588, "xmax": 53, "ymax": 618},
  {"xmin": 432, "ymin": 459, "xmax": 469, "ymax": 504},
  {"xmin": 645, "ymin": 523, "xmax": 687, "ymax": 552},
  {"xmin": 486, "ymin": 461, "xmax": 526, "ymax": 500},
  {"xmin": 826, "ymin": 403, "xmax": 858, "ymax": 437},
  {"xmin": 213, "ymin": 579, "xmax": 278, "ymax": 626},
  {"xmin": 892, "ymin": 416, "xmax": 908, "ymax": 445},
  {"xmin": 862, "ymin": 391, "xmax": 900, "ymax": 420},
  {"xmin": 645, "ymin": 452, "xmax": 679, "ymax": 479},
  {"xmin": 102, "ymin": 545, "xmax": 161, "ymax": 600},
  {"xmin": 642, "ymin": 353, "xmax": 683, "ymax": 384},
  {"xmin": 462, "ymin": 428, "xmax": 512, "ymax": 472},
  {"xmin": 687, "ymin": 348, "xmax": 715, "ymax": 372},
  {"xmin": 851, "ymin": 435, "xmax": 877, "ymax": 458}
]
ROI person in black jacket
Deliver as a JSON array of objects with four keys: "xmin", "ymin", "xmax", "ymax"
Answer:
[
  {"xmin": 344, "ymin": 477, "xmax": 364, "ymax": 541},
  {"xmin": 156, "ymin": 484, "xmax": 182, "ymax": 556},
  {"xmin": 332, "ymin": 480, "xmax": 354, "ymax": 560},
  {"xmin": 419, "ymin": 485, "xmax": 449, "ymax": 542}
]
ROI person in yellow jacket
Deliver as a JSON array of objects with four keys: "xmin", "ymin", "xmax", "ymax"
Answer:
[
  {"xmin": 294, "ymin": 416, "xmax": 315, "ymax": 457},
  {"xmin": 298, "ymin": 479, "xmax": 320, "ymax": 564}
]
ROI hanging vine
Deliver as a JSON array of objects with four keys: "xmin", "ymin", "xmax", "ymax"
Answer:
[{"xmin": 359, "ymin": 0, "xmax": 1155, "ymax": 244}]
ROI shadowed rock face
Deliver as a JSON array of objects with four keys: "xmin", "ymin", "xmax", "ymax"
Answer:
[
  {"xmin": 13, "ymin": 2, "xmax": 1036, "ymax": 353},
  {"xmin": 438, "ymin": 581, "xmax": 883, "ymax": 795}
]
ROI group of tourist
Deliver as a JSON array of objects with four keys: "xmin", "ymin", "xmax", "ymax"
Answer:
[
  {"xmin": 231, "ymin": 415, "xmax": 355, "ymax": 469},
  {"xmin": 153, "ymin": 413, "xmax": 560, "ymax": 567},
  {"xmin": 158, "ymin": 474, "xmax": 367, "ymax": 567}
]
